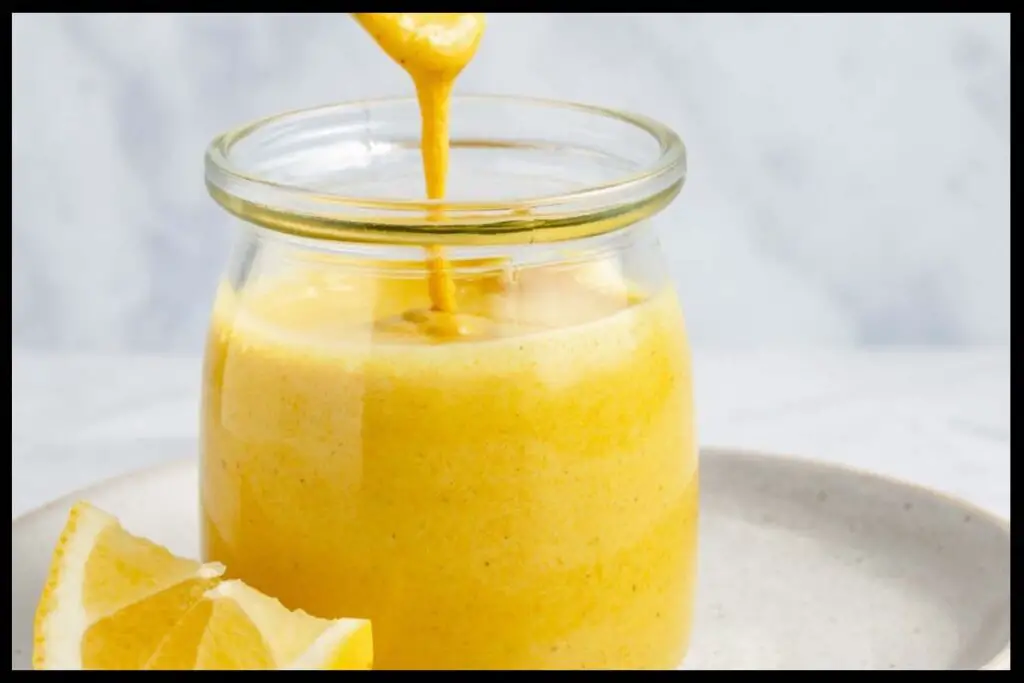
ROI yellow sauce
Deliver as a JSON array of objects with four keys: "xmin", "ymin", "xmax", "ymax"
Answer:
[
  {"xmin": 201, "ymin": 262, "xmax": 697, "ymax": 669},
  {"xmin": 200, "ymin": 13, "xmax": 698, "ymax": 670}
]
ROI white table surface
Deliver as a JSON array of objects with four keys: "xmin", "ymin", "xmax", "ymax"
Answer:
[{"xmin": 11, "ymin": 350, "xmax": 1011, "ymax": 521}]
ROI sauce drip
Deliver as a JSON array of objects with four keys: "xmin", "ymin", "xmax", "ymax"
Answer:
[{"xmin": 352, "ymin": 13, "xmax": 487, "ymax": 328}]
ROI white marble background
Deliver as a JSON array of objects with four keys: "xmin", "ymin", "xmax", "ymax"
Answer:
[{"xmin": 12, "ymin": 13, "xmax": 1011, "ymax": 352}]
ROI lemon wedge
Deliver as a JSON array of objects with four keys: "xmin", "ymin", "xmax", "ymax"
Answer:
[
  {"xmin": 145, "ymin": 580, "xmax": 373, "ymax": 670},
  {"xmin": 32, "ymin": 501, "xmax": 224, "ymax": 670},
  {"xmin": 32, "ymin": 501, "xmax": 373, "ymax": 670}
]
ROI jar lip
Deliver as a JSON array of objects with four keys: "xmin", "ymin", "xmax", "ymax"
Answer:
[{"xmin": 205, "ymin": 94, "xmax": 687, "ymax": 245}]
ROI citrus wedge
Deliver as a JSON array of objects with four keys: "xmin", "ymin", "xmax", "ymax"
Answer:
[
  {"xmin": 144, "ymin": 579, "xmax": 374, "ymax": 670},
  {"xmin": 32, "ymin": 501, "xmax": 225, "ymax": 670}
]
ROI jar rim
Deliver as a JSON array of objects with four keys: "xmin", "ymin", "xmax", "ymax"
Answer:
[{"xmin": 205, "ymin": 94, "xmax": 686, "ymax": 245}]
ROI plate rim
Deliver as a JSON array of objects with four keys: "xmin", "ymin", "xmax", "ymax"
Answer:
[{"xmin": 11, "ymin": 445, "xmax": 1011, "ymax": 670}]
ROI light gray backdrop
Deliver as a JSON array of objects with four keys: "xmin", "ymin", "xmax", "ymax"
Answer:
[{"xmin": 11, "ymin": 13, "xmax": 1010, "ymax": 352}]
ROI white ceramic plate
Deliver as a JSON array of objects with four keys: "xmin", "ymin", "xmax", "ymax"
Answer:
[{"xmin": 11, "ymin": 446, "xmax": 1011, "ymax": 670}]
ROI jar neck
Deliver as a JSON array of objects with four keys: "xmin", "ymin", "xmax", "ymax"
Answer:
[
  {"xmin": 224, "ymin": 216, "xmax": 670, "ymax": 308},
  {"xmin": 238, "ymin": 218, "xmax": 658, "ymax": 272}
]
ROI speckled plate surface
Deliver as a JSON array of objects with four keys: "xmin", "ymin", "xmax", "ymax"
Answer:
[{"xmin": 11, "ymin": 446, "xmax": 1011, "ymax": 670}]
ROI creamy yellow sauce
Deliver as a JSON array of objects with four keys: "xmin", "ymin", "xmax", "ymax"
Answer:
[
  {"xmin": 201, "ymin": 263, "xmax": 697, "ymax": 669},
  {"xmin": 199, "ymin": 13, "xmax": 698, "ymax": 670}
]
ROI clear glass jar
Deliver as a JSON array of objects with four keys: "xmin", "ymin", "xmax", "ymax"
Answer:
[{"xmin": 200, "ymin": 95, "xmax": 696, "ymax": 670}]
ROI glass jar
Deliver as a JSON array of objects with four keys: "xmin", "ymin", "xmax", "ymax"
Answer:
[{"xmin": 200, "ymin": 95, "xmax": 696, "ymax": 670}]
